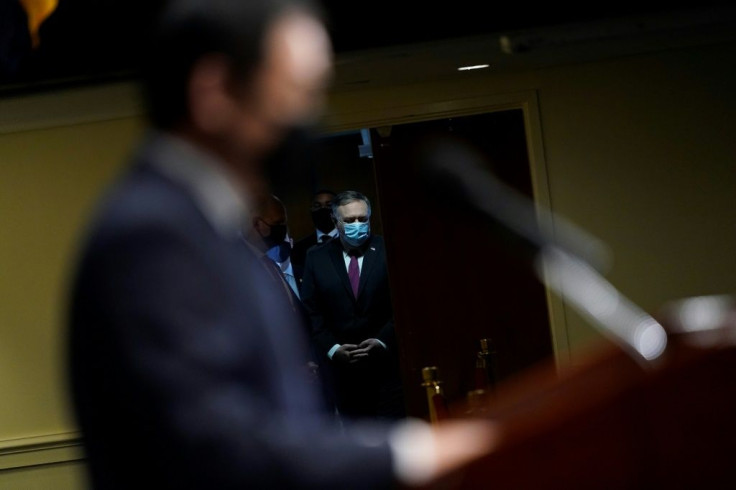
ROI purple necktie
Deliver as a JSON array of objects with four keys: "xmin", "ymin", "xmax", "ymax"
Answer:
[{"xmin": 348, "ymin": 255, "xmax": 360, "ymax": 298}]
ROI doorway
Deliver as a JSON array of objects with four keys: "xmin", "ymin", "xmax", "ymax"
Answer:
[
  {"xmin": 271, "ymin": 108, "xmax": 555, "ymax": 419},
  {"xmin": 371, "ymin": 109, "xmax": 554, "ymax": 418}
]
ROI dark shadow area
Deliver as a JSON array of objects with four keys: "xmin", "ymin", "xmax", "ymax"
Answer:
[
  {"xmin": 1, "ymin": 1, "xmax": 726, "ymax": 93},
  {"xmin": 371, "ymin": 110, "xmax": 554, "ymax": 418}
]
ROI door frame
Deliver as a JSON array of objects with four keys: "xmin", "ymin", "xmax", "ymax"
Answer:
[{"xmin": 322, "ymin": 89, "xmax": 572, "ymax": 367}]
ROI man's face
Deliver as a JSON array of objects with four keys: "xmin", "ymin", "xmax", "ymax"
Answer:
[
  {"xmin": 258, "ymin": 203, "xmax": 287, "ymax": 234},
  {"xmin": 310, "ymin": 192, "xmax": 336, "ymax": 233},
  {"xmin": 335, "ymin": 200, "xmax": 371, "ymax": 247},
  {"xmin": 253, "ymin": 200, "xmax": 289, "ymax": 250},
  {"xmin": 262, "ymin": 204, "xmax": 287, "ymax": 229},
  {"xmin": 335, "ymin": 200, "xmax": 369, "ymax": 228},
  {"xmin": 311, "ymin": 192, "xmax": 334, "ymax": 211}
]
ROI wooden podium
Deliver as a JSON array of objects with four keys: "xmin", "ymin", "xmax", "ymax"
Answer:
[
  {"xmin": 424, "ymin": 296, "xmax": 736, "ymax": 489},
  {"xmin": 372, "ymin": 129, "xmax": 735, "ymax": 488}
]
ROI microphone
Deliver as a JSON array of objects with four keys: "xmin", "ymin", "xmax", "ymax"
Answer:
[
  {"xmin": 413, "ymin": 135, "xmax": 667, "ymax": 364},
  {"xmin": 414, "ymin": 134, "xmax": 611, "ymax": 271}
]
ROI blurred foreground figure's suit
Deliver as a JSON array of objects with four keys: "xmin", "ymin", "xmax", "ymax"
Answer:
[{"xmin": 66, "ymin": 0, "xmax": 493, "ymax": 488}]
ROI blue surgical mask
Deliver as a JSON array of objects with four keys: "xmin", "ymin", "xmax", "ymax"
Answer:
[
  {"xmin": 266, "ymin": 237, "xmax": 292, "ymax": 263},
  {"xmin": 342, "ymin": 221, "xmax": 370, "ymax": 247}
]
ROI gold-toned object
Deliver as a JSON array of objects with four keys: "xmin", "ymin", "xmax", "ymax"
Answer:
[
  {"xmin": 19, "ymin": 0, "xmax": 59, "ymax": 47},
  {"xmin": 475, "ymin": 338, "xmax": 499, "ymax": 391},
  {"xmin": 421, "ymin": 366, "xmax": 448, "ymax": 424},
  {"xmin": 480, "ymin": 338, "xmax": 490, "ymax": 353},
  {"xmin": 421, "ymin": 366, "xmax": 440, "ymax": 384}
]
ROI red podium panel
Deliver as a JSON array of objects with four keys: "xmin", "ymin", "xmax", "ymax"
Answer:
[{"xmin": 426, "ymin": 334, "xmax": 736, "ymax": 489}]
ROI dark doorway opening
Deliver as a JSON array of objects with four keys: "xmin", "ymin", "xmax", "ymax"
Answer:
[{"xmin": 371, "ymin": 109, "xmax": 554, "ymax": 418}]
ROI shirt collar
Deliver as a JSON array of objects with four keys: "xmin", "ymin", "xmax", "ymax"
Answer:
[
  {"xmin": 142, "ymin": 131, "xmax": 249, "ymax": 239},
  {"xmin": 316, "ymin": 228, "xmax": 338, "ymax": 241},
  {"xmin": 280, "ymin": 260, "xmax": 294, "ymax": 276}
]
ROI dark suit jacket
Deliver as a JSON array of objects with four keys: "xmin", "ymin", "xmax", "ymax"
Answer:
[
  {"xmin": 67, "ymin": 138, "xmax": 395, "ymax": 489},
  {"xmin": 301, "ymin": 235, "xmax": 405, "ymax": 419},
  {"xmin": 291, "ymin": 232, "xmax": 318, "ymax": 268},
  {"xmin": 260, "ymin": 255, "xmax": 313, "ymax": 354},
  {"xmin": 289, "ymin": 262, "xmax": 310, "ymax": 336}
]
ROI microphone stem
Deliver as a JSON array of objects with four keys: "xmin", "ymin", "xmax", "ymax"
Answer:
[{"xmin": 535, "ymin": 246, "xmax": 668, "ymax": 366}]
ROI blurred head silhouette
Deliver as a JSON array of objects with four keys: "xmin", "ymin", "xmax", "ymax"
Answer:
[{"xmin": 141, "ymin": 0, "xmax": 333, "ymax": 188}]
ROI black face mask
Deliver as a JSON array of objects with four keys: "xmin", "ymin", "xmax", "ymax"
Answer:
[
  {"xmin": 260, "ymin": 221, "xmax": 288, "ymax": 249},
  {"xmin": 311, "ymin": 207, "xmax": 335, "ymax": 234}
]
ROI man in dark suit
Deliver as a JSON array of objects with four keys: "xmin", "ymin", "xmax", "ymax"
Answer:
[
  {"xmin": 301, "ymin": 190, "xmax": 406, "ymax": 421},
  {"xmin": 243, "ymin": 193, "xmax": 304, "ymax": 305},
  {"xmin": 67, "ymin": 0, "xmax": 494, "ymax": 488},
  {"xmin": 291, "ymin": 188, "xmax": 338, "ymax": 267},
  {"xmin": 241, "ymin": 192, "xmax": 333, "ymax": 406}
]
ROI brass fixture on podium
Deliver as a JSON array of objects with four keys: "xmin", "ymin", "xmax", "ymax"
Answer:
[
  {"xmin": 474, "ymin": 337, "xmax": 499, "ymax": 392},
  {"xmin": 421, "ymin": 366, "xmax": 449, "ymax": 424}
]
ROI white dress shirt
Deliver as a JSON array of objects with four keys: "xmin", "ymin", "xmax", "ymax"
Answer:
[
  {"xmin": 277, "ymin": 258, "xmax": 301, "ymax": 300},
  {"xmin": 316, "ymin": 227, "xmax": 339, "ymax": 243}
]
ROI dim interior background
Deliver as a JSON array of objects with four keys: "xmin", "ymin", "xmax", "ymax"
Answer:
[{"xmin": 1, "ymin": 2, "xmax": 735, "ymax": 488}]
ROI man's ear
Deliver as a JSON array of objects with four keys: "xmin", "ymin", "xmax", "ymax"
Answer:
[
  {"xmin": 252, "ymin": 217, "xmax": 266, "ymax": 236},
  {"xmin": 187, "ymin": 54, "xmax": 237, "ymax": 135}
]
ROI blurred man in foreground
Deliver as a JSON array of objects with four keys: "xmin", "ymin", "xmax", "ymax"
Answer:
[{"xmin": 67, "ymin": 0, "xmax": 495, "ymax": 488}]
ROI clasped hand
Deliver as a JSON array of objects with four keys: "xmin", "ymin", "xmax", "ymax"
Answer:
[{"xmin": 333, "ymin": 339, "xmax": 385, "ymax": 364}]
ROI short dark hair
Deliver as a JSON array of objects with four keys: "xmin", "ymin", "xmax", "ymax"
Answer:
[
  {"xmin": 140, "ymin": 0, "xmax": 323, "ymax": 129},
  {"xmin": 331, "ymin": 190, "xmax": 371, "ymax": 218},
  {"xmin": 252, "ymin": 193, "xmax": 286, "ymax": 219},
  {"xmin": 313, "ymin": 189, "xmax": 336, "ymax": 198}
]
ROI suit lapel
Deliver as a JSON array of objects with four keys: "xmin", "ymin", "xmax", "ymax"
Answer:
[
  {"xmin": 356, "ymin": 237, "xmax": 381, "ymax": 301},
  {"xmin": 328, "ymin": 241, "xmax": 355, "ymax": 300}
]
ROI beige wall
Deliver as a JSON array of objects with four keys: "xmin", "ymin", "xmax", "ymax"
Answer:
[
  {"xmin": 1, "ymin": 39, "xmax": 734, "ymax": 486},
  {"xmin": 0, "ymin": 461, "xmax": 87, "ymax": 490},
  {"xmin": 536, "ymin": 43, "xmax": 736, "ymax": 352},
  {"xmin": 0, "ymin": 117, "xmax": 143, "ymax": 436},
  {"xmin": 0, "ymin": 84, "xmax": 144, "ymax": 486}
]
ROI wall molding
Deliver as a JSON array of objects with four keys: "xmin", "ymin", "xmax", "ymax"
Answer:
[
  {"xmin": 0, "ymin": 81, "xmax": 143, "ymax": 135},
  {"xmin": 0, "ymin": 433, "xmax": 84, "ymax": 471}
]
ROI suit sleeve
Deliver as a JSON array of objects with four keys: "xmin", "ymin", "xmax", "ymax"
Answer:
[
  {"xmin": 374, "ymin": 242, "xmax": 398, "ymax": 351},
  {"xmin": 376, "ymin": 317, "xmax": 397, "ymax": 351},
  {"xmin": 300, "ymin": 248, "xmax": 340, "ymax": 356}
]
